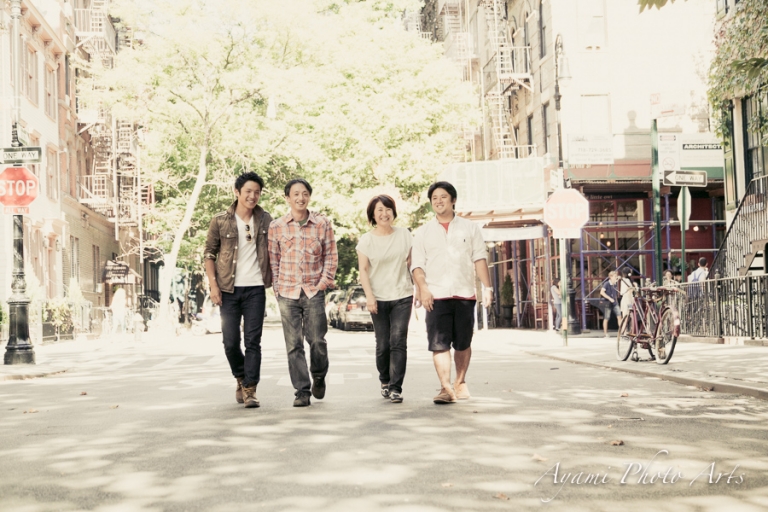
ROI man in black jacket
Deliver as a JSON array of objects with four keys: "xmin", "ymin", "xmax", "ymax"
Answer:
[{"xmin": 204, "ymin": 172, "xmax": 273, "ymax": 408}]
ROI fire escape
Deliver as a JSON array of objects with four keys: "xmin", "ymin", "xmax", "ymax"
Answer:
[
  {"xmin": 74, "ymin": 1, "xmax": 150, "ymax": 232},
  {"xmin": 481, "ymin": 0, "xmax": 534, "ymax": 160},
  {"xmin": 436, "ymin": 0, "xmax": 477, "ymax": 161}
]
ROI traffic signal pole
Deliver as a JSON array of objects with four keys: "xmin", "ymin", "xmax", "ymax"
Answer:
[{"xmin": 5, "ymin": 0, "xmax": 35, "ymax": 365}]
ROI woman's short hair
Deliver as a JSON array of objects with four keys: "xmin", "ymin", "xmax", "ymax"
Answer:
[
  {"xmin": 366, "ymin": 195, "xmax": 397, "ymax": 226},
  {"xmin": 621, "ymin": 267, "xmax": 632, "ymax": 277}
]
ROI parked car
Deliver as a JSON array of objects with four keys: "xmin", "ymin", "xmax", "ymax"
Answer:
[
  {"xmin": 325, "ymin": 290, "xmax": 344, "ymax": 327},
  {"xmin": 336, "ymin": 285, "xmax": 373, "ymax": 331}
]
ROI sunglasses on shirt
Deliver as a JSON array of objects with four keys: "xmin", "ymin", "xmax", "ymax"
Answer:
[{"xmin": 244, "ymin": 223, "xmax": 252, "ymax": 242}]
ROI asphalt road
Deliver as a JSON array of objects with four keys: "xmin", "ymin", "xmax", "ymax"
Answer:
[{"xmin": 1, "ymin": 324, "xmax": 767, "ymax": 511}]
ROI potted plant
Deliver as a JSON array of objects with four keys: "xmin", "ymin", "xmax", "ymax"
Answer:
[{"xmin": 500, "ymin": 273, "xmax": 515, "ymax": 322}]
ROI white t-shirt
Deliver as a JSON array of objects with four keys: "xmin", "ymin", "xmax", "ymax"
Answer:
[
  {"xmin": 234, "ymin": 213, "xmax": 264, "ymax": 287},
  {"xmin": 410, "ymin": 215, "xmax": 487, "ymax": 300},
  {"xmin": 356, "ymin": 227, "xmax": 413, "ymax": 301}
]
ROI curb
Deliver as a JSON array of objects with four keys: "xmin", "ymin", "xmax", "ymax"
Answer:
[
  {"xmin": 523, "ymin": 351, "xmax": 768, "ymax": 401},
  {"xmin": 0, "ymin": 368, "xmax": 69, "ymax": 382}
]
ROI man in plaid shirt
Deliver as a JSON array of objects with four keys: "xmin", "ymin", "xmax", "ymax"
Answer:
[{"xmin": 269, "ymin": 178, "xmax": 338, "ymax": 407}]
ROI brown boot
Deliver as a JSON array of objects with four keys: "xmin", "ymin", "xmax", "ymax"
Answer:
[
  {"xmin": 243, "ymin": 385, "xmax": 260, "ymax": 408},
  {"xmin": 235, "ymin": 378, "xmax": 244, "ymax": 404}
]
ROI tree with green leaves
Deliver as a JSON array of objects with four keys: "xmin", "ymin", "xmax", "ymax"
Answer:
[{"xmin": 95, "ymin": 0, "xmax": 475, "ymax": 317}]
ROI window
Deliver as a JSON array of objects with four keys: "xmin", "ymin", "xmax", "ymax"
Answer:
[
  {"xmin": 539, "ymin": 1, "xmax": 547, "ymax": 58},
  {"xmin": 65, "ymin": 55, "xmax": 71, "ymax": 97},
  {"xmin": 722, "ymin": 104, "xmax": 737, "ymax": 207},
  {"xmin": 523, "ymin": 13, "xmax": 530, "ymax": 72},
  {"xmin": 542, "ymin": 103, "xmax": 550, "ymax": 154},
  {"xmin": 45, "ymin": 66, "xmax": 56, "ymax": 119},
  {"xmin": 92, "ymin": 245, "xmax": 101, "ymax": 292},
  {"xmin": 70, "ymin": 236, "xmax": 80, "ymax": 283},
  {"xmin": 28, "ymin": 135, "xmax": 40, "ymax": 176},
  {"xmin": 24, "ymin": 45, "xmax": 38, "ymax": 104},
  {"xmin": 46, "ymin": 149, "xmax": 57, "ymax": 201},
  {"xmin": 743, "ymin": 94, "xmax": 768, "ymax": 183},
  {"xmin": 579, "ymin": 0, "xmax": 606, "ymax": 50},
  {"xmin": 527, "ymin": 114, "xmax": 534, "ymax": 148}
]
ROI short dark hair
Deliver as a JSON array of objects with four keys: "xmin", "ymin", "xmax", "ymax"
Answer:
[
  {"xmin": 284, "ymin": 178, "xmax": 312, "ymax": 197},
  {"xmin": 621, "ymin": 267, "xmax": 632, "ymax": 277},
  {"xmin": 427, "ymin": 181, "xmax": 457, "ymax": 204},
  {"xmin": 234, "ymin": 172, "xmax": 264, "ymax": 192},
  {"xmin": 553, "ymin": 278, "xmax": 560, "ymax": 285},
  {"xmin": 366, "ymin": 195, "xmax": 397, "ymax": 226},
  {"xmin": 699, "ymin": 257, "xmax": 707, "ymax": 267}
]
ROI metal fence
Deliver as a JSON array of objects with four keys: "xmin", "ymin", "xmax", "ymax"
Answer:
[{"xmin": 671, "ymin": 274, "xmax": 768, "ymax": 339}]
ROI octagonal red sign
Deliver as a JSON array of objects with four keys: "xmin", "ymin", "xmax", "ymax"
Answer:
[
  {"xmin": 0, "ymin": 166, "xmax": 39, "ymax": 208},
  {"xmin": 544, "ymin": 189, "xmax": 590, "ymax": 231}
]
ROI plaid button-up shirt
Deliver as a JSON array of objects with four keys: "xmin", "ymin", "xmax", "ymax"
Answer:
[{"xmin": 268, "ymin": 211, "xmax": 338, "ymax": 299}]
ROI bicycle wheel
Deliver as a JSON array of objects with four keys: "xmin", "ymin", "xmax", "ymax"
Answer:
[
  {"xmin": 617, "ymin": 314, "xmax": 634, "ymax": 361},
  {"xmin": 654, "ymin": 307, "xmax": 678, "ymax": 365}
]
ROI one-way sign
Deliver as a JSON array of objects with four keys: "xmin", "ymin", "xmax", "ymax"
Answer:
[
  {"xmin": 663, "ymin": 170, "xmax": 707, "ymax": 187},
  {"xmin": 1, "ymin": 147, "xmax": 42, "ymax": 164}
]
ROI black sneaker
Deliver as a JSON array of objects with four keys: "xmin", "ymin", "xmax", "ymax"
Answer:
[
  {"xmin": 293, "ymin": 395, "xmax": 311, "ymax": 407},
  {"xmin": 389, "ymin": 391, "xmax": 403, "ymax": 403},
  {"xmin": 381, "ymin": 383, "xmax": 390, "ymax": 399},
  {"xmin": 311, "ymin": 378, "xmax": 326, "ymax": 400}
]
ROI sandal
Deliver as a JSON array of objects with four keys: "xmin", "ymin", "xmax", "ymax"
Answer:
[{"xmin": 381, "ymin": 383, "xmax": 390, "ymax": 399}]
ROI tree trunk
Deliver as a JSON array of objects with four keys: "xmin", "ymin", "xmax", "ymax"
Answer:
[{"xmin": 156, "ymin": 140, "xmax": 209, "ymax": 329}]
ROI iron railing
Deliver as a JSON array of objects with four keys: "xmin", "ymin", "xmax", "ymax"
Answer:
[
  {"xmin": 670, "ymin": 274, "xmax": 768, "ymax": 339},
  {"xmin": 710, "ymin": 175, "xmax": 768, "ymax": 278}
]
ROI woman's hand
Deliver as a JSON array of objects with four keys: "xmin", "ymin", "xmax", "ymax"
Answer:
[{"xmin": 366, "ymin": 296, "xmax": 378, "ymax": 315}]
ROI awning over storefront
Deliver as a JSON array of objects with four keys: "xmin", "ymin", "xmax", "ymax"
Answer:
[
  {"xmin": 481, "ymin": 225, "xmax": 546, "ymax": 242},
  {"xmin": 103, "ymin": 261, "xmax": 143, "ymax": 285}
]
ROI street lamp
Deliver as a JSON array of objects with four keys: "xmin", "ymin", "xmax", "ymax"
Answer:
[
  {"xmin": 4, "ymin": 0, "xmax": 35, "ymax": 364},
  {"xmin": 554, "ymin": 34, "xmax": 581, "ymax": 336}
]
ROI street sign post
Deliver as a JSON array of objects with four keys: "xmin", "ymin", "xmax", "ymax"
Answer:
[
  {"xmin": 663, "ymin": 170, "xmax": 707, "ymax": 187},
  {"xmin": 678, "ymin": 186, "xmax": 692, "ymax": 281},
  {"xmin": 0, "ymin": 166, "xmax": 39, "ymax": 214},
  {"xmin": 0, "ymin": 146, "xmax": 42, "ymax": 164},
  {"xmin": 545, "ymin": 188, "xmax": 590, "ymax": 340}
]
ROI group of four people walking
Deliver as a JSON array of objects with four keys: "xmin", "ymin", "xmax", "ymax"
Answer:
[{"xmin": 204, "ymin": 172, "xmax": 491, "ymax": 408}]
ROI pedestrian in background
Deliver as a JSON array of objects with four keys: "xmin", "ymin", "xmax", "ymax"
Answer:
[
  {"xmin": 411, "ymin": 181, "xmax": 493, "ymax": 404},
  {"xmin": 269, "ymin": 179, "xmax": 338, "ymax": 407},
  {"xmin": 550, "ymin": 278, "xmax": 561, "ymax": 332},
  {"xmin": 204, "ymin": 172, "xmax": 273, "ymax": 409},
  {"xmin": 618, "ymin": 267, "xmax": 635, "ymax": 317},
  {"xmin": 689, "ymin": 257, "xmax": 709, "ymax": 283},
  {"xmin": 599, "ymin": 271, "xmax": 621, "ymax": 338},
  {"xmin": 357, "ymin": 195, "xmax": 414, "ymax": 404},
  {"xmin": 110, "ymin": 287, "xmax": 127, "ymax": 334}
]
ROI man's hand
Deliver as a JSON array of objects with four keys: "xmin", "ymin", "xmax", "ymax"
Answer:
[
  {"xmin": 210, "ymin": 285, "xmax": 222, "ymax": 307},
  {"xmin": 366, "ymin": 296, "xmax": 378, "ymax": 315},
  {"xmin": 420, "ymin": 287, "xmax": 435, "ymax": 312},
  {"xmin": 317, "ymin": 282, "xmax": 327, "ymax": 291},
  {"xmin": 482, "ymin": 287, "xmax": 493, "ymax": 307}
]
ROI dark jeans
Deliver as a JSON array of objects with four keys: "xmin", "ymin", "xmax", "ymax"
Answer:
[
  {"xmin": 277, "ymin": 290, "xmax": 329, "ymax": 397},
  {"xmin": 220, "ymin": 286, "xmax": 266, "ymax": 388},
  {"xmin": 370, "ymin": 296, "xmax": 412, "ymax": 394}
]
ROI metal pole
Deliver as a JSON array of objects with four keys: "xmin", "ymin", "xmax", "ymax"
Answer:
[
  {"xmin": 665, "ymin": 194, "xmax": 671, "ymax": 271},
  {"xmin": 559, "ymin": 239, "xmax": 568, "ymax": 345},
  {"xmin": 681, "ymin": 187, "xmax": 687, "ymax": 283},
  {"xmin": 651, "ymin": 119, "xmax": 663, "ymax": 283},
  {"xmin": 579, "ymin": 233, "xmax": 587, "ymax": 331},
  {"xmin": 555, "ymin": 36, "xmax": 581, "ymax": 336},
  {"xmin": 5, "ymin": 0, "xmax": 35, "ymax": 365}
]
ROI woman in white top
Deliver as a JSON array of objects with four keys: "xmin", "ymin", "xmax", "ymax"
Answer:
[
  {"xmin": 618, "ymin": 267, "xmax": 636, "ymax": 317},
  {"xmin": 357, "ymin": 195, "xmax": 415, "ymax": 403}
]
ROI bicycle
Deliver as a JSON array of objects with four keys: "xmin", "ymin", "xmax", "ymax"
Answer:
[{"xmin": 617, "ymin": 285, "xmax": 681, "ymax": 365}]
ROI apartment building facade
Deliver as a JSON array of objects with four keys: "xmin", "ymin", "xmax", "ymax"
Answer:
[
  {"xmin": 423, "ymin": 0, "xmax": 725, "ymax": 330},
  {"xmin": 1, "ymin": 0, "xmax": 153, "ymax": 340}
]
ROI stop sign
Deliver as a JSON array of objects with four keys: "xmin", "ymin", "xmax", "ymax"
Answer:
[
  {"xmin": 0, "ymin": 167, "xmax": 39, "ymax": 211},
  {"xmin": 544, "ymin": 189, "xmax": 590, "ymax": 238}
]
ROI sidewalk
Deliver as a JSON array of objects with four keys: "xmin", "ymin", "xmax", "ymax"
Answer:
[{"xmin": 475, "ymin": 328, "xmax": 768, "ymax": 400}]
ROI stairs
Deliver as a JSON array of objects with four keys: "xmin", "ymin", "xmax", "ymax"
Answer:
[
  {"xmin": 482, "ymin": 0, "xmax": 532, "ymax": 92},
  {"xmin": 711, "ymin": 175, "xmax": 768, "ymax": 278}
]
